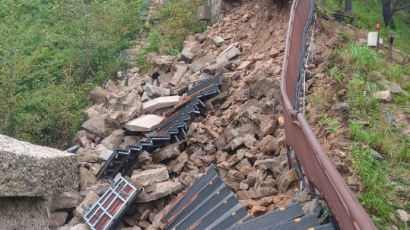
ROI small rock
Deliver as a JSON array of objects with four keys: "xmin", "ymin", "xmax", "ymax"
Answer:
[
  {"xmin": 50, "ymin": 211, "xmax": 68, "ymax": 230},
  {"xmin": 231, "ymin": 137, "xmax": 244, "ymax": 150},
  {"xmin": 373, "ymin": 90, "xmax": 392, "ymax": 102},
  {"xmin": 190, "ymin": 55, "xmax": 216, "ymax": 72},
  {"xmin": 243, "ymin": 134, "xmax": 257, "ymax": 148},
  {"xmin": 138, "ymin": 151, "xmax": 152, "ymax": 164},
  {"xmin": 213, "ymin": 36, "xmax": 224, "ymax": 47},
  {"xmin": 170, "ymin": 64, "xmax": 188, "ymax": 86},
  {"xmin": 151, "ymin": 55, "xmax": 175, "ymax": 67},
  {"xmin": 381, "ymin": 80, "xmax": 406, "ymax": 94},
  {"xmin": 125, "ymin": 114, "xmax": 163, "ymax": 132},
  {"xmin": 257, "ymin": 135, "xmax": 280, "ymax": 154},
  {"xmin": 79, "ymin": 166, "xmax": 97, "ymax": 191},
  {"xmin": 302, "ymin": 198, "xmax": 322, "ymax": 215},
  {"xmin": 278, "ymin": 116, "xmax": 284, "ymax": 127},
  {"xmin": 90, "ymin": 87, "xmax": 108, "ymax": 104},
  {"xmin": 81, "ymin": 114, "xmax": 111, "ymax": 138},
  {"xmin": 369, "ymin": 148, "xmax": 384, "ymax": 160},
  {"xmin": 96, "ymin": 144, "xmax": 113, "ymax": 161},
  {"xmin": 74, "ymin": 191, "xmax": 99, "ymax": 216},
  {"xmin": 217, "ymin": 44, "xmax": 241, "ymax": 63},
  {"xmin": 368, "ymin": 71, "xmax": 383, "ymax": 81},
  {"xmin": 101, "ymin": 129, "xmax": 124, "ymax": 150},
  {"xmin": 50, "ymin": 192, "xmax": 82, "ymax": 211},
  {"xmin": 195, "ymin": 33, "xmax": 206, "ymax": 43},
  {"xmin": 131, "ymin": 167, "xmax": 169, "ymax": 186},
  {"xmin": 153, "ymin": 143, "xmax": 180, "ymax": 162},
  {"xmin": 169, "ymin": 152, "xmax": 188, "ymax": 174},
  {"xmin": 142, "ymin": 96, "xmax": 181, "ymax": 113},
  {"xmin": 254, "ymin": 158, "xmax": 282, "ymax": 176},
  {"xmin": 137, "ymin": 181, "xmax": 182, "ymax": 202},
  {"xmin": 144, "ymin": 83, "xmax": 171, "ymax": 98},
  {"xmin": 250, "ymin": 205, "xmax": 267, "ymax": 217},
  {"xmin": 331, "ymin": 102, "xmax": 348, "ymax": 111},
  {"xmin": 122, "ymin": 102, "xmax": 143, "ymax": 123},
  {"xmin": 239, "ymin": 181, "xmax": 249, "ymax": 190},
  {"xmin": 181, "ymin": 50, "xmax": 194, "ymax": 63},
  {"xmin": 141, "ymin": 92, "xmax": 149, "ymax": 102},
  {"xmin": 237, "ymin": 60, "xmax": 252, "ymax": 70},
  {"xmin": 280, "ymin": 168, "xmax": 299, "ymax": 189},
  {"xmin": 397, "ymin": 209, "xmax": 409, "ymax": 224}
]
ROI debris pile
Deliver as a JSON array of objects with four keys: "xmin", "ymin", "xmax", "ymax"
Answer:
[{"xmin": 56, "ymin": 1, "xmax": 324, "ymax": 229}]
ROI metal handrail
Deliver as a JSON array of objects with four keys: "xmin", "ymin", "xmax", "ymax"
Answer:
[{"xmin": 280, "ymin": 0, "xmax": 377, "ymax": 229}]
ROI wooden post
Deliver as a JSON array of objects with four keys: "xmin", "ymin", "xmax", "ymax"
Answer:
[
  {"xmin": 375, "ymin": 23, "xmax": 381, "ymax": 48},
  {"xmin": 388, "ymin": 34, "xmax": 394, "ymax": 62}
]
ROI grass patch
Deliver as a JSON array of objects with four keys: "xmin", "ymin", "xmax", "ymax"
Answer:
[
  {"xmin": 0, "ymin": 0, "xmax": 147, "ymax": 148},
  {"xmin": 316, "ymin": 0, "xmax": 410, "ymax": 52},
  {"xmin": 137, "ymin": 0, "xmax": 207, "ymax": 72},
  {"xmin": 327, "ymin": 39, "xmax": 409, "ymax": 228},
  {"xmin": 319, "ymin": 113, "xmax": 340, "ymax": 134},
  {"xmin": 350, "ymin": 143, "xmax": 393, "ymax": 227}
]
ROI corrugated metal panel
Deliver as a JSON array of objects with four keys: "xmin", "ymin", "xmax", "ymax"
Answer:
[
  {"xmin": 227, "ymin": 203, "xmax": 304, "ymax": 230},
  {"xmin": 160, "ymin": 164, "xmax": 249, "ymax": 230},
  {"xmin": 162, "ymin": 164, "xmax": 335, "ymax": 230},
  {"xmin": 312, "ymin": 223, "xmax": 336, "ymax": 230},
  {"xmin": 268, "ymin": 214, "xmax": 319, "ymax": 230}
]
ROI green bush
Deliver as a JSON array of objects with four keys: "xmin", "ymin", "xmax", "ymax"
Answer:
[
  {"xmin": 350, "ymin": 143, "xmax": 392, "ymax": 227},
  {"xmin": 156, "ymin": 0, "xmax": 207, "ymax": 52},
  {"xmin": 0, "ymin": 0, "xmax": 147, "ymax": 148},
  {"xmin": 341, "ymin": 44, "xmax": 381, "ymax": 74},
  {"xmin": 316, "ymin": 0, "xmax": 410, "ymax": 52}
]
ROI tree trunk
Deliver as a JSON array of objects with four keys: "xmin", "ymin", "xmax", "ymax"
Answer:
[
  {"xmin": 345, "ymin": 0, "xmax": 353, "ymax": 13},
  {"xmin": 383, "ymin": 0, "xmax": 396, "ymax": 30}
]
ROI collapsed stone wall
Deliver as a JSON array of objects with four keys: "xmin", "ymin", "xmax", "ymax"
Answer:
[{"xmin": 56, "ymin": 0, "xmax": 325, "ymax": 229}]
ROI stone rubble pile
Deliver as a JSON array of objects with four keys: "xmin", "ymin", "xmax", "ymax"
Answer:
[{"xmin": 56, "ymin": 1, "xmax": 320, "ymax": 229}]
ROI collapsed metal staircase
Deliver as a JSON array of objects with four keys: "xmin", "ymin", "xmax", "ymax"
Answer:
[
  {"xmin": 160, "ymin": 164, "xmax": 335, "ymax": 230},
  {"xmin": 97, "ymin": 76, "xmax": 222, "ymax": 180}
]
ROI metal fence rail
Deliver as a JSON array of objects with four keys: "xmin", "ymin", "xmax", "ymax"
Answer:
[{"xmin": 280, "ymin": 0, "xmax": 377, "ymax": 229}]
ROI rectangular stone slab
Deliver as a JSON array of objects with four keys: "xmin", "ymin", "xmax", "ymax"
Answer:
[
  {"xmin": 0, "ymin": 134, "xmax": 78, "ymax": 196},
  {"xmin": 0, "ymin": 197, "xmax": 49, "ymax": 229}
]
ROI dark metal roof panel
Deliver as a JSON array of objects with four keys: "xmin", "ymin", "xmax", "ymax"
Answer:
[
  {"xmin": 313, "ymin": 223, "xmax": 336, "ymax": 230},
  {"xmin": 160, "ymin": 164, "xmax": 249, "ymax": 230},
  {"xmin": 266, "ymin": 214, "xmax": 319, "ymax": 230},
  {"xmin": 227, "ymin": 202, "xmax": 304, "ymax": 230}
]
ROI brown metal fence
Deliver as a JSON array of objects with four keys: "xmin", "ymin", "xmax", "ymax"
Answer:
[{"xmin": 281, "ymin": 0, "xmax": 377, "ymax": 229}]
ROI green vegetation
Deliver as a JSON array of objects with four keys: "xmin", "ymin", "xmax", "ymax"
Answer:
[
  {"xmin": 137, "ymin": 0, "xmax": 207, "ymax": 71},
  {"xmin": 330, "ymin": 43, "xmax": 409, "ymax": 229},
  {"xmin": 0, "ymin": 0, "xmax": 206, "ymax": 148},
  {"xmin": 316, "ymin": 0, "xmax": 410, "ymax": 52},
  {"xmin": 319, "ymin": 113, "xmax": 340, "ymax": 134},
  {"xmin": 0, "ymin": 0, "xmax": 147, "ymax": 148}
]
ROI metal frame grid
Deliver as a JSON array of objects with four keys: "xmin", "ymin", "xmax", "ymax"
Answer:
[{"xmin": 83, "ymin": 177, "xmax": 140, "ymax": 230}]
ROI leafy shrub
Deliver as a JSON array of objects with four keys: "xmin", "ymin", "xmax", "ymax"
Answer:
[
  {"xmin": 0, "ymin": 0, "xmax": 147, "ymax": 148},
  {"xmin": 341, "ymin": 44, "xmax": 381, "ymax": 74}
]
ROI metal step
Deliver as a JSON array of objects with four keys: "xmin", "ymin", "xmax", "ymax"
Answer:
[{"xmin": 96, "ymin": 76, "xmax": 222, "ymax": 180}]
